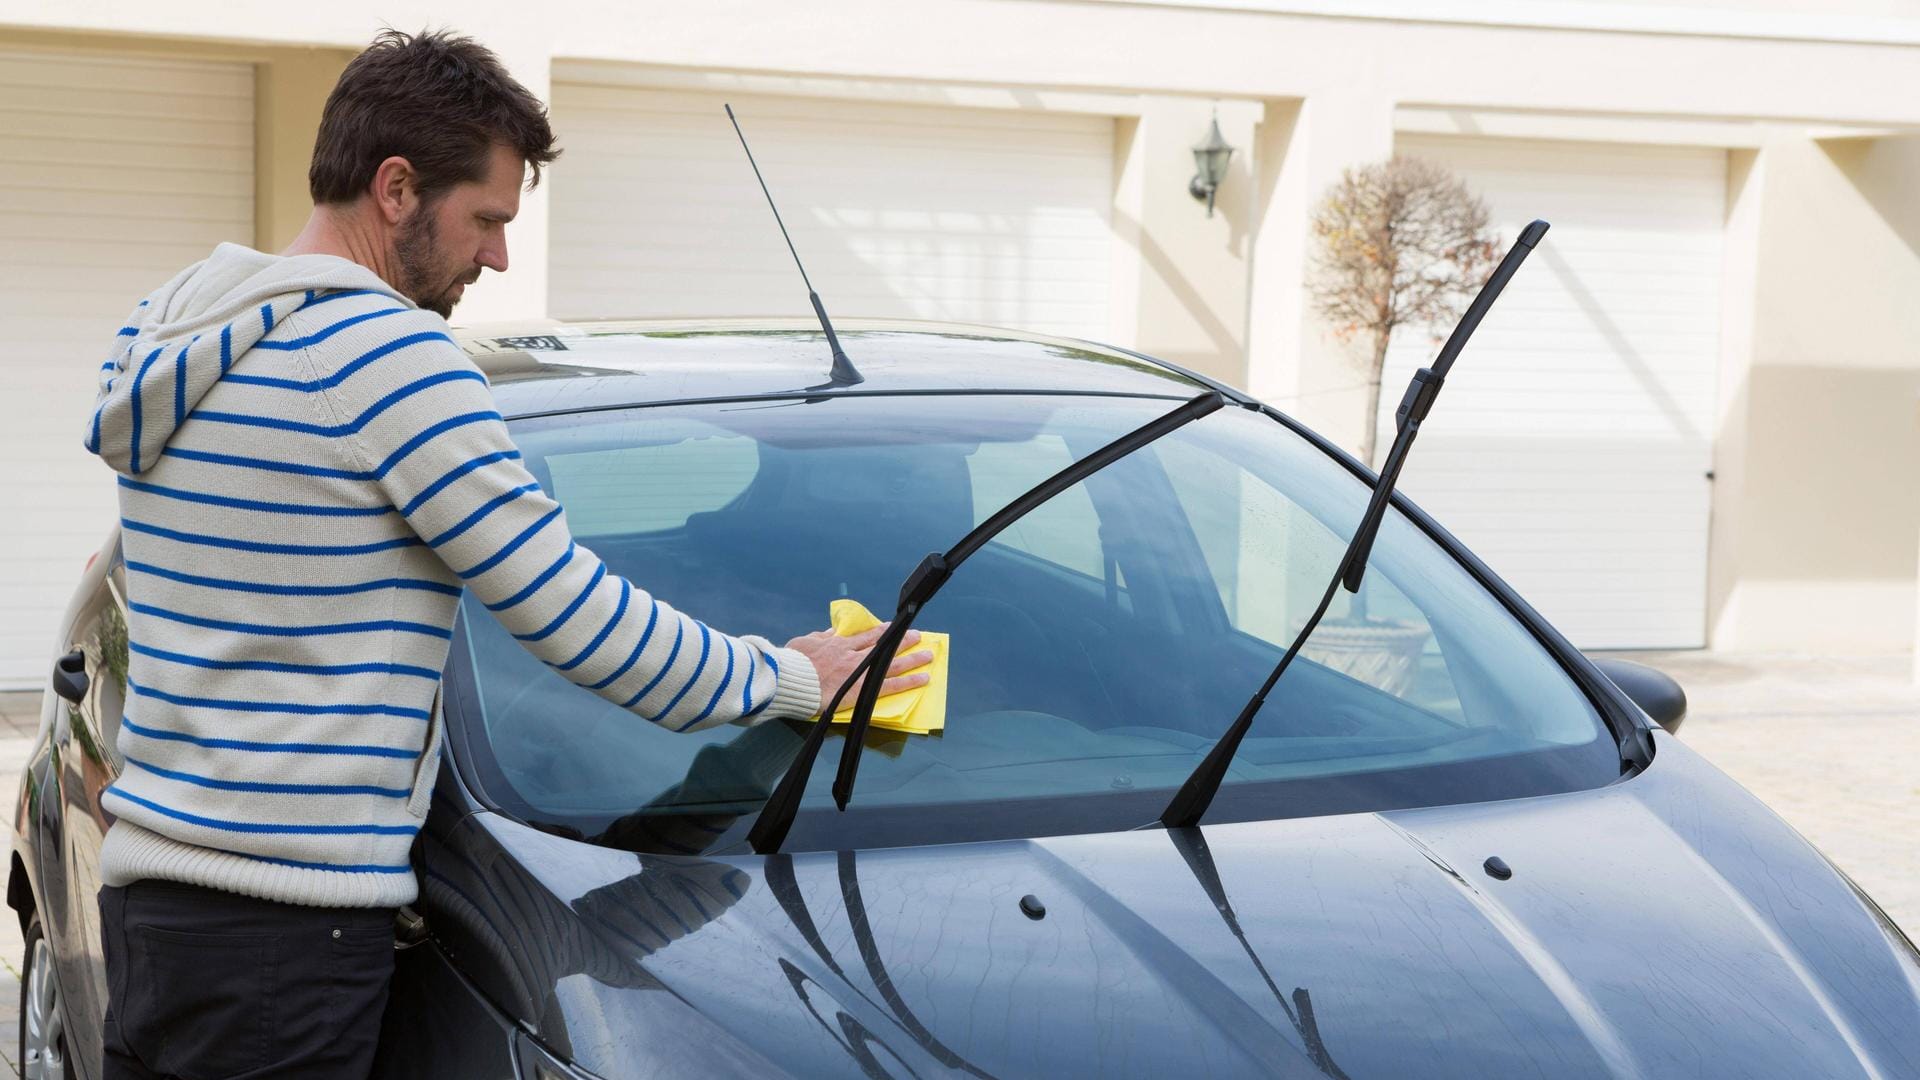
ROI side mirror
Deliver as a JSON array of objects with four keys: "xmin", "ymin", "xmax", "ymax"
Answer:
[
  {"xmin": 52, "ymin": 648, "xmax": 89, "ymax": 704},
  {"xmin": 1588, "ymin": 657, "xmax": 1685, "ymax": 734}
]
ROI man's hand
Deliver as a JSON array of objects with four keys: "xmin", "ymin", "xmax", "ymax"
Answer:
[{"xmin": 784, "ymin": 624, "xmax": 935, "ymax": 718}]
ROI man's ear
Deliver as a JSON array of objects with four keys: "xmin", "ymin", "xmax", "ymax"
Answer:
[{"xmin": 368, "ymin": 156, "xmax": 418, "ymax": 225}]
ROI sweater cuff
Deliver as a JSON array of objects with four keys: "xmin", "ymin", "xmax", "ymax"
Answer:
[{"xmin": 751, "ymin": 644, "xmax": 822, "ymax": 725}]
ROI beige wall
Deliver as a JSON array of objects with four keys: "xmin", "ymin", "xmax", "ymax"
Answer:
[
  {"xmin": 0, "ymin": 29, "xmax": 352, "ymax": 254},
  {"xmin": 1709, "ymin": 133, "xmax": 1920, "ymax": 651},
  {"xmin": 253, "ymin": 49, "xmax": 352, "ymax": 251},
  {"xmin": 1245, "ymin": 89, "xmax": 1396, "ymax": 452},
  {"xmin": 1111, "ymin": 98, "xmax": 1263, "ymax": 387}
]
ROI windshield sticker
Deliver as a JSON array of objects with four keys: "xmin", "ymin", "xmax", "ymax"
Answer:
[{"xmin": 492, "ymin": 335, "xmax": 570, "ymax": 352}]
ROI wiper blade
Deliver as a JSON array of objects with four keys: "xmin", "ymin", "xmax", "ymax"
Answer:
[
  {"xmin": 1160, "ymin": 220, "xmax": 1551, "ymax": 830},
  {"xmin": 748, "ymin": 390, "xmax": 1227, "ymax": 854},
  {"xmin": 1168, "ymin": 828, "xmax": 1352, "ymax": 1079}
]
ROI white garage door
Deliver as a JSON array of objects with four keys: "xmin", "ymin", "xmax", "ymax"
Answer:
[
  {"xmin": 549, "ymin": 86, "xmax": 1115, "ymax": 340},
  {"xmin": 1382, "ymin": 135, "xmax": 1725, "ymax": 650},
  {"xmin": 0, "ymin": 48, "xmax": 254, "ymax": 685}
]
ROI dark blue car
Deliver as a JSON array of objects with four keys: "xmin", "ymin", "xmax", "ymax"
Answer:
[{"xmin": 15, "ymin": 320, "xmax": 1920, "ymax": 1079}]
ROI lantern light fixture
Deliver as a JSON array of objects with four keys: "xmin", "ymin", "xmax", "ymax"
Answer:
[{"xmin": 1189, "ymin": 115, "xmax": 1235, "ymax": 218}]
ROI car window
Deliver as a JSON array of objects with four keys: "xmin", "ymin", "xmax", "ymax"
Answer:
[
  {"xmin": 93, "ymin": 596, "xmax": 129, "ymax": 766},
  {"xmin": 454, "ymin": 393, "xmax": 1616, "ymax": 854},
  {"xmin": 1156, "ymin": 436, "xmax": 1463, "ymax": 721},
  {"xmin": 545, "ymin": 430, "xmax": 758, "ymax": 537},
  {"xmin": 60, "ymin": 561, "xmax": 127, "ymax": 776},
  {"xmin": 966, "ymin": 434, "xmax": 1106, "ymax": 579}
]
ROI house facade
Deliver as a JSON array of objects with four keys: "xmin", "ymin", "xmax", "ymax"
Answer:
[{"xmin": 3, "ymin": 0, "xmax": 1918, "ymax": 685}]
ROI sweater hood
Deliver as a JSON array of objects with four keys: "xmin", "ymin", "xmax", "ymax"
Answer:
[{"xmin": 85, "ymin": 242, "xmax": 411, "ymax": 476}]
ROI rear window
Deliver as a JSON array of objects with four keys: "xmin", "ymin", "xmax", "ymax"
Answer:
[{"xmin": 546, "ymin": 434, "xmax": 758, "ymax": 536}]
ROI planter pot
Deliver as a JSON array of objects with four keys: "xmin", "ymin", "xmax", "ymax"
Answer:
[{"xmin": 1299, "ymin": 619, "xmax": 1432, "ymax": 697}]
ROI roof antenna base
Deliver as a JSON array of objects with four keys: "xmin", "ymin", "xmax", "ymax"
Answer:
[{"xmin": 811, "ymin": 291, "xmax": 863, "ymax": 387}]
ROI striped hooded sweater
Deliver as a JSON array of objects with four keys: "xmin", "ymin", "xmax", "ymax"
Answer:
[{"xmin": 84, "ymin": 243, "xmax": 822, "ymax": 908}]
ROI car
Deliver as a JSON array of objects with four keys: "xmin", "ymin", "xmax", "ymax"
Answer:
[{"xmin": 13, "ymin": 317, "xmax": 1920, "ymax": 1079}]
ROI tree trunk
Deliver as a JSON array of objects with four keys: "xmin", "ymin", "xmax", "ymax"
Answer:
[
  {"xmin": 1359, "ymin": 327, "xmax": 1392, "ymax": 469},
  {"xmin": 1350, "ymin": 327, "xmax": 1394, "ymax": 625}
]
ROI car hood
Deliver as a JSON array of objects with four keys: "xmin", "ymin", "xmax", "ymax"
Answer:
[{"xmin": 426, "ymin": 733, "xmax": 1920, "ymax": 1079}]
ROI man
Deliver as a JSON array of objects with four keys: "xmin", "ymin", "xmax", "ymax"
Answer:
[{"xmin": 83, "ymin": 29, "xmax": 931, "ymax": 1079}]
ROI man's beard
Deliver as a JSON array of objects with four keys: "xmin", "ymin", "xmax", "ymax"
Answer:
[{"xmin": 394, "ymin": 206, "xmax": 467, "ymax": 318}]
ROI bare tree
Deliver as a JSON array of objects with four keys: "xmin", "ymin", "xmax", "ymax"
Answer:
[{"xmin": 1308, "ymin": 156, "xmax": 1499, "ymax": 467}]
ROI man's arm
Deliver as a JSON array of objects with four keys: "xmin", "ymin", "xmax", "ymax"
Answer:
[{"xmin": 307, "ymin": 315, "xmax": 821, "ymax": 732}]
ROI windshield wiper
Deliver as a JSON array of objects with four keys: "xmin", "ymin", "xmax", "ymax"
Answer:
[
  {"xmin": 748, "ymin": 390, "xmax": 1227, "ymax": 854},
  {"xmin": 1159, "ymin": 220, "xmax": 1551, "ymax": 830}
]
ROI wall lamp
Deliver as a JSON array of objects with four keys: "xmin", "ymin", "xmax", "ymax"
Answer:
[{"xmin": 1189, "ymin": 116, "xmax": 1235, "ymax": 218}]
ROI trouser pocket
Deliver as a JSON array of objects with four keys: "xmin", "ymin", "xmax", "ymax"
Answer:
[
  {"xmin": 109, "ymin": 880, "xmax": 396, "ymax": 1080},
  {"xmin": 129, "ymin": 923, "xmax": 277, "ymax": 1078}
]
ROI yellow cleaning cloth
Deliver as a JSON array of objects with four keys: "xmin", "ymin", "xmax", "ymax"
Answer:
[{"xmin": 826, "ymin": 599, "xmax": 948, "ymax": 735}]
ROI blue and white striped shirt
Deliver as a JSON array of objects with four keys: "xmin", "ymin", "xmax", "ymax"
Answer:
[{"xmin": 85, "ymin": 244, "xmax": 820, "ymax": 907}]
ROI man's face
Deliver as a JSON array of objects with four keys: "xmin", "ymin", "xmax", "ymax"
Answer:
[{"xmin": 393, "ymin": 143, "xmax": 523, "ymax": 318}]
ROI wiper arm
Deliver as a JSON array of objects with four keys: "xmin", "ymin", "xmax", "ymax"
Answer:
[
  {"xmin": 749, "ymin": 390, "xmax": 1227, "ymax": 854},
  {"xmin": 1160, "ymin": 220, "xmax": 1551, "ymax": 830}
]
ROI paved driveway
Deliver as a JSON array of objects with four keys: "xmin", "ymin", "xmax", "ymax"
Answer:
[{"xmin": 0, "ymin": 653, "xmax": 1912, "ymax": 1073}]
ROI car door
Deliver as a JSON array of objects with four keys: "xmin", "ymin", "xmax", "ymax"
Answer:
[{"xmin": 48, "ymin": 545, "xmax": 127, "ymax": 1079}]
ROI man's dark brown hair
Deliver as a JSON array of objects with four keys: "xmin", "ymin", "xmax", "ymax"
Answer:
[{"xmin": 309, "ymin": 28, "xmax": 561, "ymax": 205}]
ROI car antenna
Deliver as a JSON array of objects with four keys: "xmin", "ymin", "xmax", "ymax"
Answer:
[
  {"xmin": 725, "ymin": 104, "xmax": 863, "ymax": 387},
  {"xmin": 1159, "ymin": 219, "xmax": 1552, "ymax": 831}
]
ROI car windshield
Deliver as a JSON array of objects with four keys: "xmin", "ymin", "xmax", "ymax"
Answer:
[{"xmin": 449, "ymin": 391, "xmax": 1620, "ymax": 854}]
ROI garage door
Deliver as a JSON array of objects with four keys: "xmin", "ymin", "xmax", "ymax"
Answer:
[
  {"xmin": 549, "ymin": 85, "xmax": 1115, "ymax": 340},
  {"xmin": 1381, "ymin": 135, "xmax": 1725, "ymax": 650},
  {"xmin": 0, "ymin": 48, "xmax": 254, "ymax": 685}
]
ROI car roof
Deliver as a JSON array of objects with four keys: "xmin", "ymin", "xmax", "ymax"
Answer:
[{"xmin": 452, "ymin": 317, "xmax": 1215, "ymax": 419}]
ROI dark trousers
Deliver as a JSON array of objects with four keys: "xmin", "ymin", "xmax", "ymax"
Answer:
[{"xmin": 98, "ymin": 880, "xmax": 396, "ymax": 1080}]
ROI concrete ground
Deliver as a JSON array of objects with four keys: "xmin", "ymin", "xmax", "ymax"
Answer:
[{"xmin": 0, "ymin": 654, "xmax": 1910, "ymax": 1073}]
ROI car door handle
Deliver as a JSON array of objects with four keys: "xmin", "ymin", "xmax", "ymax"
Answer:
[{"xmin": 52, "ymin": 648, "xmax": 88, "ymax": 704}]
